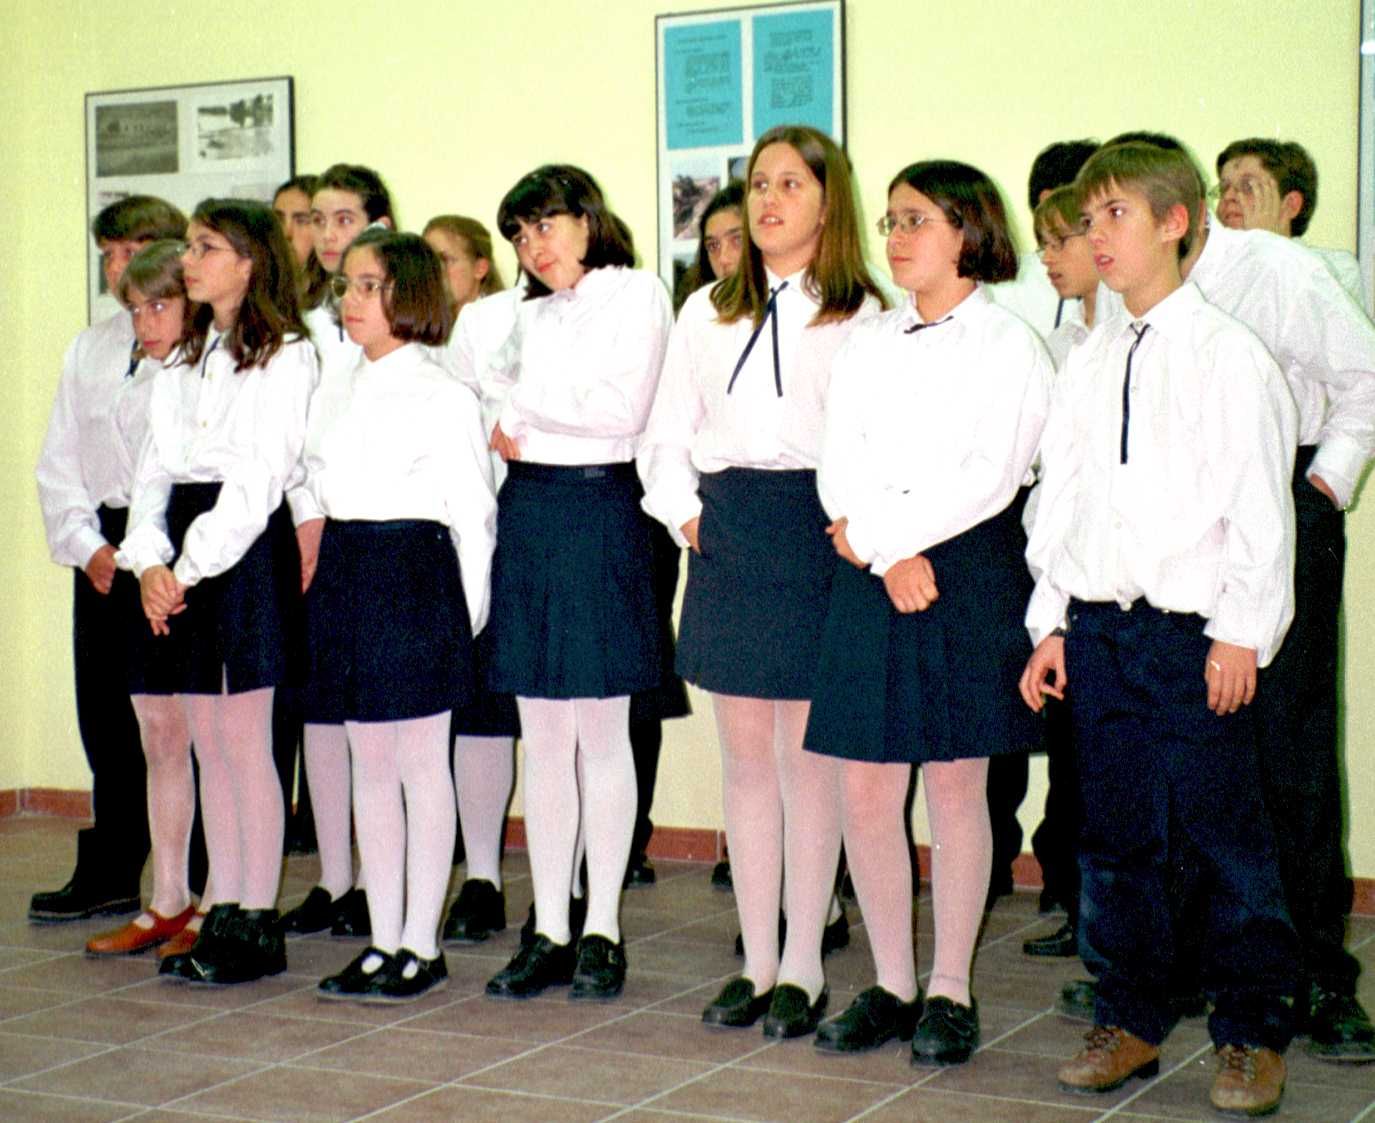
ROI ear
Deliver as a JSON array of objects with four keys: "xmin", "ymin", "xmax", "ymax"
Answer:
[
  {"xmin": 1280, "ymin": 190, "xmax": 1304, "ymax": 224},
  {"xmin": 1160, "ymin": 202, "xmax": 1191, "ymax": 246},
  {"xmin": 378, "ymin": 216, "xmax": 394, "ymax": 230},
  {"xmin": 473, "ymin": 258, "xmax": 491, "ymax": 281}
]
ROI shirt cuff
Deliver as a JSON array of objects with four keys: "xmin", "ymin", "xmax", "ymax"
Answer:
[
  {"xmin": 72, "ymin": 526, "xmax": 111, "ymax": 571},
  {"xmin": 1307, "ymin": 436, "xmax": 1360, "ymax": 509}
]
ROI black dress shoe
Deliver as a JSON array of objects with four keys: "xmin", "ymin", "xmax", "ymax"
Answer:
[
  {"xmin": 167, "ymin": 907, "xmax": 287, "ymax": 986},
  {"xmin": 369, "ymin": 949, "xmax": 449, "ymax": 1003},
  {"xmin": 161, "ymin": 902, "xmax": 240, "ymax": 980},
  {"xmin": 710, "ymin": 860, "xmax": 733, "ymax": 892},
  {"xmin": 1038, "ymin": 888, "xmax": 1065, "ymax": 915},
  {"xmin": 702, "ymin": 977, "xmax": 773, "ymax": 1028},
  {"xmin": 329, "ymin": 887, "xmax": 371, "ymax": 938},
  {"xmin": 486, "ymin": 935, "xmax": 575, "ymax": 998},
  {"xmin": 442, "ymin": 879, "xmax": 506, "ymax": 944},
  {"xmin": 816, "ymin": 985, "xmax": 922, "ymax": 1053},
  {"xmin": 570, "ymin": 934, "xmax": 627, "ymax": 1000},
  {"xmin": 519, "ymin": 897, "xmax": 586, "ymax": 948},
  {"xmin": 1057, "ymin": 978, "xmax": 1096, "ymax": 1021},
  {"xmin": 762, "ymin": 983, "xmax": 829, "ymax": 1039},
  {"xmin": 623, "ymin": 854, "xmax": 656, "ymax": 888},
  {"xmin": 279, "ymin": 886, "xmax": 338, "ymax": 934},
  {"xmin": 1306, "ymin": 987, "xmax": 1375, "ymax": 1062},
  {"xmin": 318, "ymin": 947, "xmax": 394, "ymax": 1000},
  {"xmin": 1023, "ymin": 922, "xmax": 1077, "ymax": 958},
  {"xmin": 28, "ymin": 875, "xmax": 140, "ymax": 923},
  {"xmin": 911, "ymin": 995, "xmax": 980, "ymax": 1066}
]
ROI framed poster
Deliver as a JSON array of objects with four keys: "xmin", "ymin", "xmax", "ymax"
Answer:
[
  {"xmin": 1359, "ymin": 2, "xmax": 1375, "ymax": 314},
  {"xmin": 85, "ymin": 76, "xmax": 295, "ymax": 323},
  {"xmin": 654, "ymin": 1, "xmax": 844, "ymax": 296}
]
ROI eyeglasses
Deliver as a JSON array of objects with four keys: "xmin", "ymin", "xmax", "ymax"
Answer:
[
  {"xmin": 177, "ymin": 238, "xmax": 236, "ymax": 262},
  {"xmin": 329, "ymin": 275, "xmax": 390, "ymax": 300},
  {"xmin": 1036, "ymin": 229, "xmax": 1089, "ymax": 258},
  {"xmin": 1207, "ymin": 176, "xmax": 1261, "ymax": 202},
  {"xmin": 876, "ymin": 212, "xmax": 949, "ymax": 237}
]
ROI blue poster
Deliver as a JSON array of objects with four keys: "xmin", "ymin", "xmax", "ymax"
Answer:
[
  {"xmin": 664, "ymin": 21, "xmax": 744, "ymax": 150},
  {"xmin": 751, "ymin": 8, "xmax": 835, "ymax": 136}
]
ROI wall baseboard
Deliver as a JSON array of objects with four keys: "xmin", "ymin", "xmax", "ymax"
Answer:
[{"xmin": 6, "ymin": 789, "xmax": 1371, "ymax": 916}]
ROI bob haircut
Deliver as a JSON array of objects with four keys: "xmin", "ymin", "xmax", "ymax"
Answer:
[
  {"xmin": 343, "ymin": 229, "xmax": 452, "ymax": 347},
  {"xmin": 1027, "ymin": 140, "xmax": 1098, "ymax": 212},
  {"xmin": 888, "ymin": 160, "xmax": 1019, "ymax": 284},
  {"xmin": 714, "ymin": 125, "xmax": 886, "ymax": 327},
  {"xmin": 496, "ymin": 164, "xmax": 634, "ymax": 299},
  {"xmin": 1033, "ymin": 185, "xmax": 1086, "ymax": 245},
  {"xmin": 181, "ymin": 198, "xmax": 307, "ymax": 371},
  {"xmin": 91, "ymin": 195, "xmax": 186, "ymax": 245},
  {"xmin": 423, "ymin": 214, "xmax": 506, "ymax": 297},
  {"xmin": 1077, "ymin": 142, "xmax": 1203, "ymax": 261},
  {"xmin": 1215, "ymin": 138, "xmax": 1318, "ymax": 237},
  {"xmin": 301, "ymin": 164, "xmax": 396, "ymax": 310},
  {"xmin": 115, "ymin": 240, "xmax": 197, "ymax": 347}
]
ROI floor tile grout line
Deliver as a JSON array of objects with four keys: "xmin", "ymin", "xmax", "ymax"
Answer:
[
  {"xmin": 1093, "ymin": 1038, "xmax": 1213, "ymax": 1119},
  {"xmin": 593, "ymin": 1038, "xmax": 785, "ymax": 1122}
]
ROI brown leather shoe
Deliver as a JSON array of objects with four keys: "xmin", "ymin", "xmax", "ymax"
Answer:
[
  {"xmin": 87, "ymin": 905, "xmax": 197, "ymax": 956},
  {"xmin": 1210, "ymin": 1044, "xmax": 1285, "ymax": 1117},
  {"xmin": 1058, "ymin": 1025, "xmax": 1160, "ymax": 1093},
  {"xmin": 156, "ymin": 909, "xmax": 208, "ymax": 959}
]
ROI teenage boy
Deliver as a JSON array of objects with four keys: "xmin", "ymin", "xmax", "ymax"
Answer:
[
  {"xmin": 1214, "ymin": 138, "xmax": 1365, "ymax": 305},
  {"xmin": 1022, "ymin": 143, "xmax": 1299, "ymax": 1117},
  {"xmin": 33, "ymin": 196, "xmax": 186, "ymax": 922}
]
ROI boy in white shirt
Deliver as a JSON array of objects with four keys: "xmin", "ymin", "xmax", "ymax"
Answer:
[{"xmin": 1021, "ymin": 143, "xmax": 1299, "ymax": 1118}]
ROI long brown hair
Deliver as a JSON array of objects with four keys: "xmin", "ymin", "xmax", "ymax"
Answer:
[
  {"xmin": 712, "ymin": 126, "xmax": 885, "ymax": 326},
  {"xmin": 423, "ymin": 214, "xmax": 506, "ymax": 299},
  {"xmin": 181, "ymin": 199, "xmax": 307, "ymax": 371}
]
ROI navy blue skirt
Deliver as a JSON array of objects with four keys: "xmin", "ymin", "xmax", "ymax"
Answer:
[
  {"xmin": 485, "ymin": 461, "xmax": 659, "ymax": 699},
  {"xmin": 676, "ymin": 468, "xmax": 833, "ymax": 700},
  {"xmin": 805, "ymin": 490, "xmax": 1040, "ymax": 764},
  {"xmin": 128, "ymin": 483, "xmax": 302, "ymax": 696},
  {"xmin": 305, "ymin": 519, "xmax": 475, "ymax": 724},
  {"xmin": 450, "ymin": 629, "xmax": 520, "ymax": 737}
]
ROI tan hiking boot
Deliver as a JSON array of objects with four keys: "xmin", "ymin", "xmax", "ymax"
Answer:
[
  {"xmin": 1210, "ymin": 1044, "xmax": 1285, "ymax": 1117},
  {"xmin": 1058, "ymin": 1024, "xmax": 1161, "ymax": 1093}
]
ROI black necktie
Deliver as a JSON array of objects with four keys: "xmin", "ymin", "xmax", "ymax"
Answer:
[
  {"xmin": 903, "ymin": 315, "xmax": 953, "ymax": 336},
  {"xmin": 727, "ymin": 281, "xmax": 788, "ymax": 397},
  {"xmin": 200, "ymin": 334, "xmax": 222, "ymax": 378},
  {"xmin": 1120, "ymin": 322, "xmax": 1149, "ymax": 464},
  {"xmin": 124, "ymin": 341, "xmax": 139, "ymax": 379}
]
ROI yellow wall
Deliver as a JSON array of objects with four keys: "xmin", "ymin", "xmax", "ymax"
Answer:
[{"xmin": 4, "ymin": 0, "xmax": 1371, "ymax": 876}]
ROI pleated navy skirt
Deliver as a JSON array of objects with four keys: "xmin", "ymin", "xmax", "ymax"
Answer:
[
  {"xmin": 805, "ymin": 489, "xmax": 1039, "ymax": 764},
  {"xmin": 128, "ymin": 482, "xmax": 302, "ymax": 696},
  {"xmin": 450, "ymin": 628, "xmax": 520, "ymax": 737},
  {"xmin": 305, "ymin": 519, "xmax": 475, "ymax": 724},
  {"xmin": 676, "ymin": 468, "xmax": 833, "ymax": 700},
  {"xmin": 485, "ymin": 461, "xmax": 660, "ymax": 699}
]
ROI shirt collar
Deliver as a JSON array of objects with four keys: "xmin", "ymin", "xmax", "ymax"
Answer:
[
  {"xmin": 1124, "ymin": 281, "xmax": 1204, "ymax": 341},
  {"xmin": 895, "ymin": 284, "xmax": 987, "ymax": 331}
]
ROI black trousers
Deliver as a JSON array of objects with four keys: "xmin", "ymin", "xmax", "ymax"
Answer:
[
  {"xmin": 1067, "ymin": 599, "xmax": 1297, "ymax": 1052},
  {"xmin": 70, "ymin": 506, "xmax": 149, "ymax": 892},
  {"xmin": 1029, "ymin": 696, "xmax": 1080, "ymax": 921},
  {"xmin": 1251, "ymin": 451, "xmax": 1359, "ymax": 997}
]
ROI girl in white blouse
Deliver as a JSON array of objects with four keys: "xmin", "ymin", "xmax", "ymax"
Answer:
[
  {"xmin": 809, "ymin": 161, "xmax": 1052, "ymax": 1064},
  {"xmin": 301, "ymin": 230, "xmax": 496, "ymax": 1002},
  {"xmin": 638, "ymin": 125, "xmax": 886, "ymax": 1038},
  {"xmin": 477, "ymin": 165, "xmax": 671, "ymax": 1002},
  {"xmin": 119, "ymin": 199, "xmax": 318, "ymax": 985}
]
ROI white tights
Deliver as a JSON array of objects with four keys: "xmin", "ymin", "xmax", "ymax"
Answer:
[
  {"xmin": 452, "ymin": 735, "xmax": 515, "ymax": 887},
  {"xmin": 130, "ymin": 694, "xmax": 195, "ymax": 918},
  {"xmin": 301, "ymin": 723, "xmax": 358, "ymax": 898}
]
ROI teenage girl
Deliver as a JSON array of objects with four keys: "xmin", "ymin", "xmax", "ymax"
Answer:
[
  {"xmin": 118, "ymin": 199, "xmax": 317, "ymax": 985},
  {"xmin": 806, "ymin": 161, "xmax": 1051, "ymax": 1063},
  {"xmin": 279, "ymin": 163, "xmax": 396, "ymax": 940},
  {"xmin": 303, "ymin": 230, "xmax": 495, "ymax": 1001},
  {"xmin": 478, "ymin": 165, "xmax": 671, "ymax": 1002},
  {"xmin": 273, "ymin": 174, "xmax": 320, "ymax": 278},
  {"xmin": 421, "ymin": 214, "xmax": 520, "ymax": 945},
  {"xmin": 673, "ymin": 183, "xmax": 745, "ymax": 314},
  {"xmin": 85, "ymin": 240, "xmax": 200, "ymax": 957},
  {"xmin": 639, "ymin": 124, "xmax": 885, "ymax": 1038}
]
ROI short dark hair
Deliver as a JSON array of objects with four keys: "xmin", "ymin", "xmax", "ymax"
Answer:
[
  {"xmin": 1027, "ymin": 141, "xmax": 1098, "ymax": 212},
  {"xmin": 313, "ymin": 164, "xmax": 395, "ymax": 223},
  {"xmin": 345, "ymin": 229, "xmax": 451, "ymax": 346},
  {"xmin": 1033, "ymin": 185, "xmax": 1085, "ymax": 246},
  {"xmin": 1105, "ymin": 130, "xmax": 1186, "ymax": 152},
  {"xmin": 182, "ymin": 198, "xmax": 307, "ymax": 371},
  {"xmin": 274, "ymin": 173, "xmax": 320, "ymax": 202},
  {"xmin": 1077, "ymin": 143, "xmax": 1202, "ymax": 260},
  {"xmin": 1215, "ymin": 138, "xmax": 1318, "ymax": 237},
  {"xmin": 91, "ymin": 196, "xmax": 186, "ymax": 245},
  {"xmin": 888, "ymin": 160, "xmax": 1019, "ymax": 283},
  {"xmin": 496, "ymin": 165, "xmax": 634, "ymax": 298}
]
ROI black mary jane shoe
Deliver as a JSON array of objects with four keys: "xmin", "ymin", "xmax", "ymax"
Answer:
[
  {"xmin": 442, "ymin": 879, "xmax": 507, "ymax": 945},
  {"xmin": 816, "ymin": 985, "xmax": 923, "ymax": 1053},
  {"xmin": 570, "ymin": 934, "xmax": 627, "ymax": 1001},
  {"xmin": 519, "ymin": 896, "xmax": 587, "ymax": 948},
  {"xmin": 367, "ymin": 949, "xmax": 449, "ymax": 1004},
  {"xmin": 762, "ymin": 983, "xmax": 829, "ymax": 1039},
  {"xmin": 318, "ymin": 947, "xmax": 394, "ymax": 1000},
  {"xmin": 1022, "ymin": 922, "xmax": 1077, "ymax": 958},
  {"xmin": 279, "ymin": 886, "xmax": 338, "ymax": 935},
  {"xmin": 329, "ymin": 887, "xmax": 371, "ymax": 938},
  {"xmin": 702, "ymin": 977, "xmax": 774, "ymax": 1028},
  {"xmin": 486, "ymin": 934, "xmax": 576, "ymax": 998},
  {"xmin": 911, "ymin": 995, "xmax": 980, "ymax": 1066}
]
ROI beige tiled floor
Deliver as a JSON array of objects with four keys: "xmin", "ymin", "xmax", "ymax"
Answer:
[{"xmin": 1, "ymin": 816, "xmax": 1372, "ymax": 1122}]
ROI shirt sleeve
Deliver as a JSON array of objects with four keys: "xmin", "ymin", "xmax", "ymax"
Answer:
[
  {"xmin": 35, "ymin": 337, "xmax": 106, "ymax": 569},
  {"xmin": 174, "ymin": 341, "xmax": 319, "ymax": 586},
  {"xmin": 498, "ymin": 272, "xmax": 672, "ymax": 442},
  {"xmin": 439, "ymin": 382, "xmax": 498, "ymax": 635},
  {"xmin": 815, "ymin": 331, "xmax": 873, "ymax": 524},
  {"xmin": 637, "ymin": 305, "xmax": 708, "ymax": 545},
  {"xmin": 118, "ymin": 419, "xmax": 177, "ymax": 577}
]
